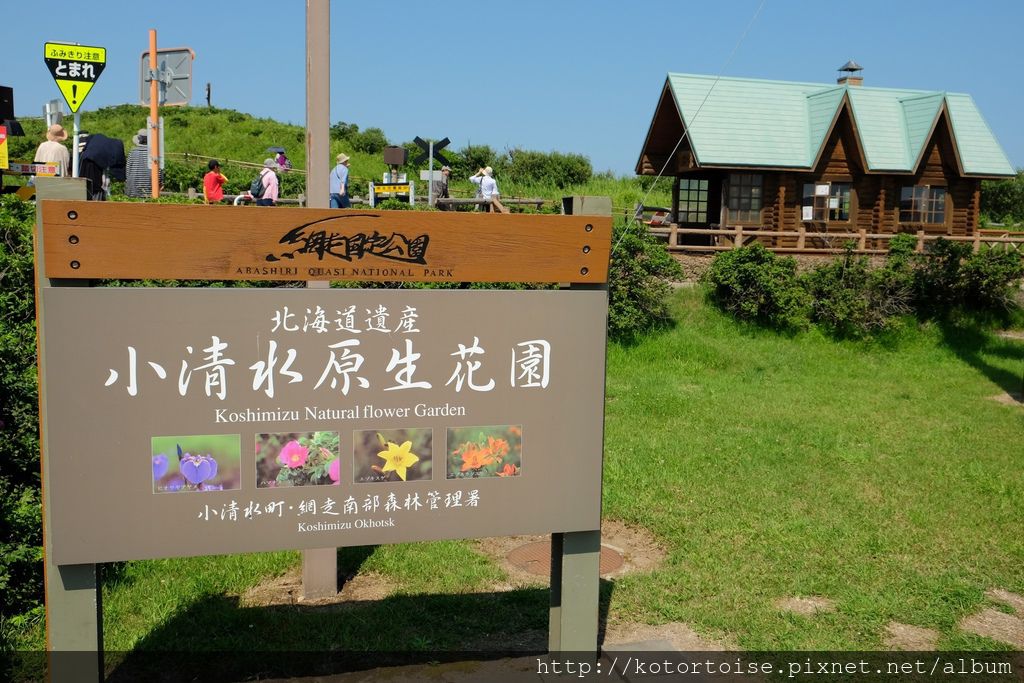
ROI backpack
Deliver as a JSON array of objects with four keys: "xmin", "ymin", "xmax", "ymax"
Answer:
[{"xmin": 249, "ymin": 171, "xmax": 266, "ymax": 199}]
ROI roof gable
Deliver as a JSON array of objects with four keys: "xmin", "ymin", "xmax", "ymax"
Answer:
[
  {"xmin": 900, "ymin": 93, "xmax": 945, "ymax": 169},
  {"xmin": 945, "ymin": 93, "xmax": 1016, "ymax": 176},
  {"xmin": 645, "ymin": 73, "xmax": 1015, "ymax": 177}
]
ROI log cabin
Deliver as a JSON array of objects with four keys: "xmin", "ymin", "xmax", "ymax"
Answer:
[{"xmin": 635, "ymin": 64, "xmax": 1016, "ymax": 249}]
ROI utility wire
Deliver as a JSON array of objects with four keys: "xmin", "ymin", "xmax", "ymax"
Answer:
[{"xmin": 612, "ymin": 0, "xmax": 767, "ymax": 255}]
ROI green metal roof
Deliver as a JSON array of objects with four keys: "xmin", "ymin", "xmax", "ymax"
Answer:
[{"xmin": 663, "ymin": 73, "xmax": 1014, "ymax": 176}]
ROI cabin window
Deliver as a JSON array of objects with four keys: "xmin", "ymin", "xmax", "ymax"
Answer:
[
  {"xmin": 678, "ymin": 178, "xmax": 709, "ymax": 224},
  {"xmin": 727, "ymin": 173, "xmax": 762, "ymax": 223},
  {"xmin": 900, "ymin": 186, "xmax": 946, "ymax": 224},
  {"xmin": 801, "ymin": 182, "xmax": 851, "ymax": 222}
]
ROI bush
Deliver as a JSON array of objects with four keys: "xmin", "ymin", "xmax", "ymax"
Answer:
[
  {"xmin": 707, "ymin": 238, "xmax": 1023, "ymax": 336},
  {"xmin": 0, "ymin": 197, "xmax": 43, "ymax": 625},
  {"xmin": 981, "ymin": 171, "xmax": 1024, "ymax": 224},
  {"xmin": 608, "ymin": 220, "xmax": 684, "ymax": 341},
  {"xmin": 702, "ymin": 244, "xmax": 810, "ymax": 330},
  {"xmin": 802, "ymin": 246, "xmax": 911, "ymax": 337}
]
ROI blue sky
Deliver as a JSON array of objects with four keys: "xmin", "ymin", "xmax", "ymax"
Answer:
[{"xmin": 6, "ymin": 0, "xmax": 1023, "ymax": 176}]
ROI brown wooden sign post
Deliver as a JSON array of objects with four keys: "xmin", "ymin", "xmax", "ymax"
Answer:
[{"xmin": 35, "ymin": 193, "xmax": 611, "ymax": 679}]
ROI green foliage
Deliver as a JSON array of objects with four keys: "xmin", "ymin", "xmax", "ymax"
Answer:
[
  {"xmin": 802, "ymin": 246, "xmax": 912, "ymax": 338},
  {"xmin": 375, "ymin": 198, "xmax": 414, "ymax": 211},
  {"xmin": 914, "ymin": 238, "xmax": 1024, "ymax": 318},
  {"xmin": 702, "ymin": 244, "xmax": 810, "ymax": 330},
  {"xmin": 707, "ymin": 239, "xmax": 1023, "ymax": 337},
  {"xmin": 981, "ymin": 171, "xmax": 1024, "ymax": 224},
  {"xmin": 0, "ymin": 197, "xmax": 42, "ymax": 626},
  {"xmin": 506, "ymin": 149, "xmax": 592, "ymax": 188},
  {"xmin": 329, "ymin": 121, "xmax": 389, "ymax": 154},
  {"xmin": 607, "ymin": 219, "xmax": 684, "ymax": 341}
]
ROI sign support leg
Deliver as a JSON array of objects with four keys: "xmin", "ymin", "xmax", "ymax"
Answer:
[
  {"xmin": 549, "ymin": 530, "xmax": 601, "ymax": 653},
  {"xmin": 37, "ymin": 176, "xmax": 103, "ymax": 682},
  {"xmin": 45, "ymin": 563, "xmax": 103, "ymax": 682}
]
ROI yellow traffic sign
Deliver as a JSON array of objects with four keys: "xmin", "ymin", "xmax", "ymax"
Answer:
[{"xmin": 44, "ymin": 42, "xmax": 107, "ymax": 113}]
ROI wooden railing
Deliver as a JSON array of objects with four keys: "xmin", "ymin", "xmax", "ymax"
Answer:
[{"xmin": 648, "ymin": 223, "xmax": 1024, "ymax": 255}]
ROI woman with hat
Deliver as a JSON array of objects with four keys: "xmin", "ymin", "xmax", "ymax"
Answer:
[
  {"xmin": 329, "ymin": 153, "xmax": 351, "ymax": 208},
  {"xmin": 256, "ymin": 158, "xmax": 279, "ymax": 206},
  {"xmin": 124, "ymin": 128, "xmax": 156, "ymax": 198},
  {"xmin": 470, "ymin": 166, "xmax": 509, "ymax": 214},
  {"xmin": 33, "ymin": 124, "xmax": 70, "ymax": 177}
]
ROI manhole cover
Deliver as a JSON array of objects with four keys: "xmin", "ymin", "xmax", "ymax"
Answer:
[{"xmin": 506, "ymin": 541, "xmax": 624, "ymax": 576}]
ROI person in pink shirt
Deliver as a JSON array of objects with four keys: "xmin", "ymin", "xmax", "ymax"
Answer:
[{"xmin": 257, "ymin": 158, "xmax": 279, "ymax": 206}]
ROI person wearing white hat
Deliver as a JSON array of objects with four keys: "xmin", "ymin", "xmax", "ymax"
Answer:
[
  {"xmin": 33, "ymin": 124, "xmax": 71, "ymax": 177},
  {"xmin": 256, "ymin": 158, "xmax": 280, "ymax": 206},
  {"xmin": 329, "ymin": 152, "xmax": 351, "ymax": 208},
  {"xmin": 125, "ymin": 128, "xmax": 156, "ymax": 198},
  {"xmin": 470, "ymin": 166, "xmax": 509, "ymax": 213}
]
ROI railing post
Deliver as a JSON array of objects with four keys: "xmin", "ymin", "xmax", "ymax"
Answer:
[
  {"xmin": 857, "ymin": 228, "xmax": 866, "ymax": 252},
  {"xmin": 916, "ymin": 229, "xmax": 925, "ymax": 254},
  {"xmin": 797, "ymin": 225, "xmax": 806, "ymax": 250},
  {"xmin": 734, "ymin": 226, "xmax": 743, "ymax": 249},
  {"xmin": 973, "ymin": 231, "xmax": 981, "ymax": 253}
]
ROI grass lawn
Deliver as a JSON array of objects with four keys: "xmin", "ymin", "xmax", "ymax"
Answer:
[
  {"xmin": 14, "ymin": 288, "xmax": 1024, "ymax": 664},
  {"xmin": 604, "ymin": 289, "xmax": 1024, "ymax": 650}
]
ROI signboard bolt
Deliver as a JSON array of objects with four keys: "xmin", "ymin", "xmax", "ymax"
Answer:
[
  {"xmin": 67, "ymin": 211, "xmax": 78, "ymax": 220},
  {"xmin": 585, "ymin": 224, "xmax": 593, "ymax": 232},
  {"xmin": 583, "ymin": 245, "xmax": 591, "ymax": 254},
  {"xmin": 68, "ymin": 235, "xmax": 79, "ymax": 244},
  {"xmin": 70, "ymin": 261, "xmax": 80, "ymax": 269},
  {"xmin": 580, "ymin": 267, "xmax": 589, "ymax": 275}
]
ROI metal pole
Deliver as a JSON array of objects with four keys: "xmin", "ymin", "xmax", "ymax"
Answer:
[
  {"xmin": 428, "ymin": 140, "xmax": 434, "ymax": 207},
  {"xmin": 302, "ymin": 0, "xmax": 337, "ymax": 600},
  {"xmin": 148, "ymin": 29, "xmax": 160, "ymax": 199},
  {"xmin": 71, "ymin": 112, "xmax": 80, "ymax": 177}
]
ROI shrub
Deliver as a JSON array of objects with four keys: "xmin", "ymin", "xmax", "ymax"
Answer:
[
  {"xmin": 960, "ymin": 248, "xmax": 1024, "ymax": 313},
  {"xmin": 608, "ymin": 220, "xmax": 684, "ymax": 341},
  {"xmin": 707, "ymin": 237, "xmax": 1023, "ymax": 336},
  {"xmin": 981, "ymin": 171, "xmax": 1024, "ymax": 224},
  {"xmin": 802, "ymin": 246, "xmax": 911, "ymax": 337},
  {"xmin": 702, "ymin": 244, "xmax": 810, "ymax": 330},
  {"xmin": 0, "ymin": 197, "xmax": 43, "ymax": 624}
]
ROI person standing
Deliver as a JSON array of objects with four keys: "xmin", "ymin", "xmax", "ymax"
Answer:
[
  {"xmin": 124, "ymin": 129, "xmax": 154, "ymax": 198},
  {"xmin": 203, "ymin": 159, "xmax": 228, "ymax": 204},
  {"xmin": 33, "ymin": 124, "xmax": 70, "ymax": 177},
  {"xmin": 432, "ymin": 165, "xmax": 451, "ymax": 209},
  {"xmin": 329, "ymin": 153, "xmax": 350, "ymax": 208},
  {"xmin": 257, "ymin": 158, "xmax": 279, "ymax": 206},
  {"xmin": 470, "ymin": 166, "xmax": 509, "ymax": 213}
]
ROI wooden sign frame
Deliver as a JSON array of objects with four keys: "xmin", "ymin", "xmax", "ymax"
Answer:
[{"xmin": 35, "ymin": 184, "xmax": 611, "ymax": 680}]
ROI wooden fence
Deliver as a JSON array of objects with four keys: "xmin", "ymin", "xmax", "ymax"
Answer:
[{"xmin": 650, "ymin": 224, "xmax": 1024, "ymax": 255}]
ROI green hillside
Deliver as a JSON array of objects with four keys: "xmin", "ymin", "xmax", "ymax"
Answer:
[{"xmin": 6, "ymin": 104, "xmax": 673, "ymax": 211}]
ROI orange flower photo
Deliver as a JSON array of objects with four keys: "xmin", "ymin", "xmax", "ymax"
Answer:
[{"xmin": 446, "ymin": 425, "xmax": 522, "ymax": 479}]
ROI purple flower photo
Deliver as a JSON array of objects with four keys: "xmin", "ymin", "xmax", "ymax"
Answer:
[{"xmin": 151, "ymin": 435, "xmax": 241, "ymax": 494}]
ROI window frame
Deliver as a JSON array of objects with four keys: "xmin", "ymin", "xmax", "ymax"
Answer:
[
  {"xmin": 726, "ymin": 173, "xmax": 763, "ymax": 225},
  {"xmin": 899, "ymin": 185, "xmax": 947, "ymax": 225},
  {"xmin": 677, "ymin": 178, "xmax": 710, "ymax": 225},
  {"xmin": 801, "ymin": 181, "xmax": 852, "ymax": 224}
]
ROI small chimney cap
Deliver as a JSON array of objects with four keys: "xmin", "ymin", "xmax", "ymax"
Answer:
[{"xmin": 838, "ymin": 60, "xmax": 863, "ymax": 73}]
